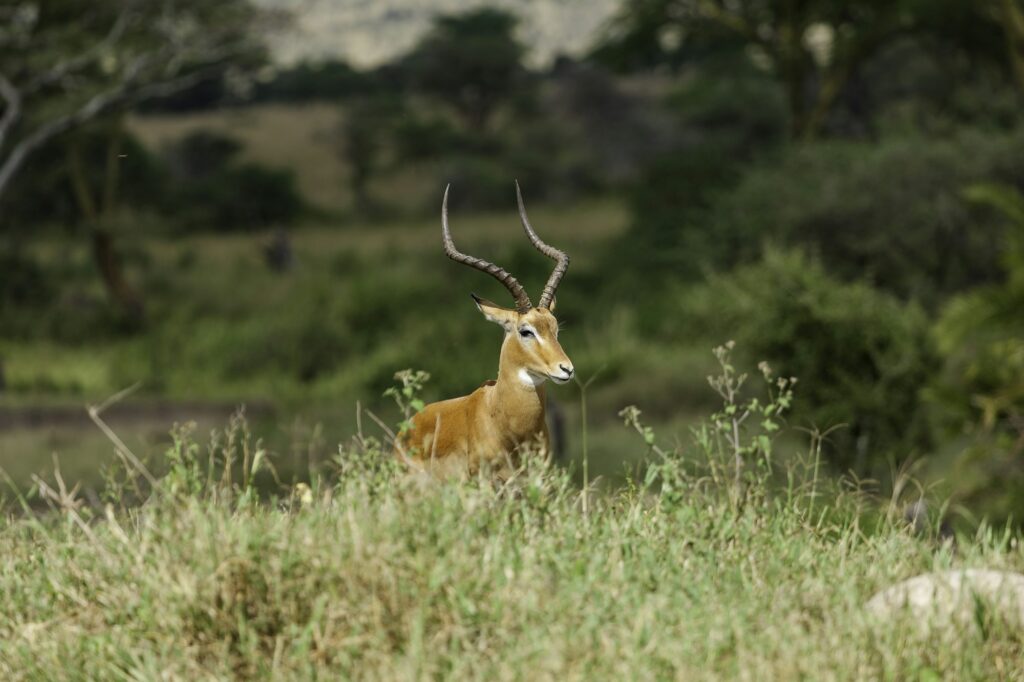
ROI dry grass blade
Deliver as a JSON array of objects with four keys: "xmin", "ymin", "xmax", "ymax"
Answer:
[
  {"xmin": 86, "ymin": 382, "xmax": 159, "ymax": 489},
  {"xmin": 31, "ymin": 471, "xmax": 97, "ymax": 545}
]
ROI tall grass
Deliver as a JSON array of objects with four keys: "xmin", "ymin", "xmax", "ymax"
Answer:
[{"xmin": 1, "ymin": 351, "xmax": 1022, "ymax": 680}]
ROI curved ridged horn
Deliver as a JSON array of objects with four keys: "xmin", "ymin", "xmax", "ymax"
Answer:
[
  {"xmin": 515, "ymin": 181, "xmax": 569, "ymax": 310},
  {"xmin": 442, "ymin": 185, "xmax": 533, "ymax": 313}
]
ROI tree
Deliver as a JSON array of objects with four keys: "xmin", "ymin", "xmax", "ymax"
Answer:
[
  {"xmin": 401, "ymin": 8, "xmax": 528, "ymax": 132},
  {"xmin": 594, "ymin": 0, "xmax": 922, "ymax": 138},
  {"xmin": 340, "ymin": 98, "xmax": 393, "ymax": 212},
  {"xmin": 988, "ymin": 0, "xmax": 1024, "ymax": 94},
  {"xmin": 0, "ymin": 0, "xmax": 268, "ymax": 317},
  {"xmin": 930, "ymin": 185, "xmax": 1024, "ymax": 526}
]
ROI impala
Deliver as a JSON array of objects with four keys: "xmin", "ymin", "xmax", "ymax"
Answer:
[{"xmin": 397, "ymin": 183, "xmax": 574, "ymax": 476}]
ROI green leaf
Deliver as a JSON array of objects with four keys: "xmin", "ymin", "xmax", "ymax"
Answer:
[{"xmin": 964, "ymin": 183, "xmax": 1024, "ymax": 225}]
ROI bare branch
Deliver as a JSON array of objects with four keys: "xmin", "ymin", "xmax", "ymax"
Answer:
[
  {"xmin": 0, "ymin": 2, "xmax": 261, "ymax": 206},
  {"xmin": 25, "ymin": 7, "xmax": 134, "ymax": 95},
  {"xmin": 0, "ymin": 75, "xmax": 21, "ymax": 153},
  {"xmin": 696, "ymin": 0, "xmax": 764, "ymax": 46},
  {"xmin": 0, "ymin": 52, "xmax": 231, "ymax": 202},
  {"xmin": 0, "ymin": 82, "xmax": 126, "ymax": 199}
]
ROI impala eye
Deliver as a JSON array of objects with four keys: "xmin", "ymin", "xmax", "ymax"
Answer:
[{"xmin": 519, "ymin": 328, "xmax": 534, "ymax": 339}]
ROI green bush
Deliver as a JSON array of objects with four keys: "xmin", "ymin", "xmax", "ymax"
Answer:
[
  {"xmin": 927, "ymin": 185, "xmax": 1024, "ymax": 526},
  {"xmin": 614, "ymin": 128, "xmax": 1024, "ymax": 306},
  {"xmin": 110, "ymin": 264, "xmax": 450, "ymax": 401},
  {"xmin": 616, "ymin": 142, "xmax": 743, "ymax": 280},
  {"xmin": 664, "ymin": 55, "xmax": 789, "ymax": 154},
  {"xmin": 671, "ymin": 250, "xmax": 937, "ymax": 476},
  {"xmin": 603, "ymin": 57, "xmax": 786, "ymax": 289},
  {"xmin": 195, "ymin": 164, "xmax": 303, "ymax": 229},
  {"xmin": 401, "ymin": 8, "xmax": 528, "ymax": 131},
  {"xmin": 438, "ymin": 155, "xmax": 518, "ymax": 210},
  {"xmin": 250, "ymin": 58, "xmax": 373, "ymax": 102},
  {"xmin": 163, "ymin": 131, "xmax": 304, "ymax": 231},
  {"xmin": 164, "ymin": 130, "xmax": 242, "ymax": 178},
  {"xmin": 0, "ymin": 249, "xmax": 52, "ymax": 312},
  {"xmin": 0, "ymin": 242, "xmax": 149, "ymax": 344},
  {"xmin": 697, "ymin": 129, "xmax": 1024, "ymax": 305},
  {"xmin": 392, "ymin": 113, "xmax": 470, "ymax": 161}
]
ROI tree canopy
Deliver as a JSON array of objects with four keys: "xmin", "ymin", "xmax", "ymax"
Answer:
[
  {"xmin": 400, "ymin": 8, "xmax": 528, "ymax": 132},
  {"xmin": 0, "ymin": 0, "xmax": 268, "ymax": 203},
  {"xmin": 592, "ymin": 0, "xmax": 1014, "ymax": 137}
]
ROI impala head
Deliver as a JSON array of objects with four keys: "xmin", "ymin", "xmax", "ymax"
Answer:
[
  {"xmin": 442, "ymin": 182, "xmax": 574, "ymax": 385},
  {"xmin": 472, "ymin": 294, "xmax": 574, "ymax": 384}
]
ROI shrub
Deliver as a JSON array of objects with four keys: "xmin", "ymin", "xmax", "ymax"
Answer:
[
  {"xmin": 392, "ymin": 113, "xmax": 466, "ymax": 161},
  {"xmin": 437, "ymin": 155, "xmax": 517, "ymax": 210},
  {"xmin": 615, "ymin": 142, "xmax": 743, "ymax": 280},
  {"xmin": 671, "ymin": 249, "xmax": 937, "ymax": 476},
  {"xmin": 401, "ymin": 8, "xmax": 528, "ymax": 131},
  {"xmin": 664, "ymin": 55, "xmax": 789, "ymax": 155},
  {"xmin": 602, "ymin": 57, "xmax": 787, "ymax": 290},
  {"xmin": 613, "ymin": 127, "xmax": 1024, "ymax": 306},
  {"xmin": 162, "ymin": 131, "xmax": 304, "ymax": 231},
  {"xmin": 250, "ymin": 58, "xmax": 373, "ymax": 102},
  {"xmin": 927, "ymin": 185, "xmax": 1024, "ymax": 526},
  {"xmin": 203, "ymin": 164, "xmax": 303, "ymax": 229},
  {"xmin": 163, "ymin": 130, "xmax": 242, "ymax": 179},
  {"xmin": 697, "ymin": 129, "xmax": 1024, "ymax": 305}
]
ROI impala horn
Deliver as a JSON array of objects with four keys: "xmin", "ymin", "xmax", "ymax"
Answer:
[
  {"xmin": 442, "ymin": 184, "xmax": 533, "ymax": 313},
  {"xmin": 515, "ymin": 181, "xmax": 569, "ymax": 310}
]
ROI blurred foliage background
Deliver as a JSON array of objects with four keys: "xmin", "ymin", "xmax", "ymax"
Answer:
[{"xmin": 2, "ymin": 0, "xmax": 1024, "ymax": 526}]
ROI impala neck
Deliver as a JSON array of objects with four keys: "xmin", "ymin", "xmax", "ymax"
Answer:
[{"xmin": 494, "ymin": 334, "xmax": 547, "ymax": 413}]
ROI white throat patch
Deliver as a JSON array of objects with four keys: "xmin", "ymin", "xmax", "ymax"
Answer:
[{"xmin": 518, "ymin": 368, "xmax": 546, "ymax": 387}]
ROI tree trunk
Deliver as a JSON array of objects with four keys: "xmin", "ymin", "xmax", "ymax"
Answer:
[
  {"xmin": 802, "ymin": 64, "xmax": 852, "ymax": 140},
  {"xmin": 91, "ymin": 226, "xmax": 143, "ymax": 319},
  {"xmin": 785, "ymin": 69, "xmax": 810, "ymax": 138},
  {"xmin": 67, "ymin": 130, "xmax": 144, "ymax": 320},
  {"xmin": 778, "ymin": 7, "xmax": 812, "ymax": 139},
  {"xmin": 1002, "ymin": 0, "xmax": 1024, "ymax": 94}
]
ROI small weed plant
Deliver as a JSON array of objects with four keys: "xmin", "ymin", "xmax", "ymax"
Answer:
[
  {"xmin": 384, "ymin": 368, "xmax": 430, "ymax": 437},
  {"xmin": 621, "ymin": 341, "xmax": 800, "ymax": 511}
]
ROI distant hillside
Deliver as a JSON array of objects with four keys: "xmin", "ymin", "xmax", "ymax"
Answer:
[{"xmin": 254, "ymin": 0, "xmax": 621, "ymax": 68}]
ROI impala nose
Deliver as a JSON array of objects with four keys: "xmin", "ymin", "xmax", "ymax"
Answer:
[{"xmin": 559, "ymin": 364, "xmax": 574, "ymax": 379}]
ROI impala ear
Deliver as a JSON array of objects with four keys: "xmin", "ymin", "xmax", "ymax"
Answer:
[
  {"xmin": 471, "ymin": 293, "xmax": 517, "ymax": 331},
  {"xmin": 546, "ymin": 295, "xmax": 557, "ymax": 313}
]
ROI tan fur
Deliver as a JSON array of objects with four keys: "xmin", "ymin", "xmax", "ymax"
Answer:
[{"xmin": 396, "ymin": 304, "xmax": 572, "ymax": 477}]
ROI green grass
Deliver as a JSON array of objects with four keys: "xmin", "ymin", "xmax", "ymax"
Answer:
[{"xmin": 2, "ymin": 406, "xmax": 1022, "ymax": 680}]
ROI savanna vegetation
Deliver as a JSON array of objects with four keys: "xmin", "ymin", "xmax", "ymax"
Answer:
[
  {"xmin": 3, "ymin": 0, "xmax": 1024, "ymax": 675},
  {"xmin": 3, "ymin": 351, "xmax": 1024, "ymax": 679}
]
